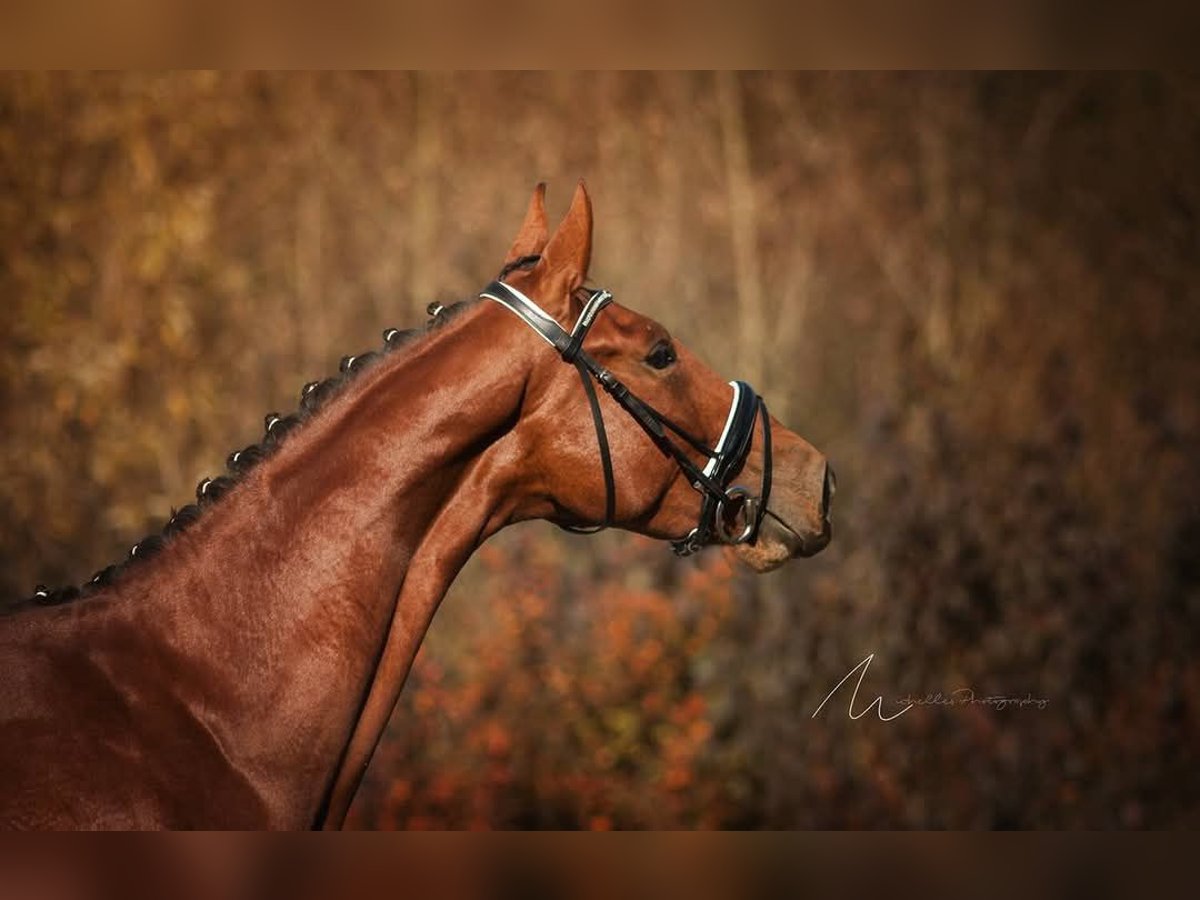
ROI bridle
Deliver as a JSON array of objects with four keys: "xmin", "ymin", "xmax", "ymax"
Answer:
[{"xmin": 479, "ymin": 274, "xmax": 773, "ymax": 556}]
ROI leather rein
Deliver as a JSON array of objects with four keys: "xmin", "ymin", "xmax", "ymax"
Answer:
[{"xmin": 479, "ymin": 277, "xmax": 773, "ymax": 556}]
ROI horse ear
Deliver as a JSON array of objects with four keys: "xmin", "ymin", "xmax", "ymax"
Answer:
[
  {"xmin": 504, "ymin": 182, "xmax": 550, "ymax": 266},
  {"xmin": 539, "ymin": 179, "xmax": 593, "ymax": 289}
]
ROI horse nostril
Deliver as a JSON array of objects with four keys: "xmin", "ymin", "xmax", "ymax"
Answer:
[{"xmin": 822, "ymin": 463, "xmax": 836, "ymax": 518}]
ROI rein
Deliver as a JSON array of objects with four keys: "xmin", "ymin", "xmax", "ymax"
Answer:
[{"xmin": 479, "ymin": 277, "xmax": 773, "ymax": 556}]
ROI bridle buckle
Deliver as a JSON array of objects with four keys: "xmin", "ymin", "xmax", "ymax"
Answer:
[{"xmin": 672, "ymin": 528, "xmax": 705, "ymax": 557}]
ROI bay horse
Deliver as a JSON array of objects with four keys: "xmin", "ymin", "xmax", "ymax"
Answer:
[{"xmin": 0, "ymin": 182, "xmax": 833, "ymax": 829}]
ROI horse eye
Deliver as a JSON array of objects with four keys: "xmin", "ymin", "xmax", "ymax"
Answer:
[{"xmin": 645, "ymin": 341, "xmax": 677, "ymax": 370}]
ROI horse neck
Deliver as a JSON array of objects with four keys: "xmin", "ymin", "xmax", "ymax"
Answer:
[{"xmin": 110, "ymin": 301, "xmax": 532, "ymax": 826}]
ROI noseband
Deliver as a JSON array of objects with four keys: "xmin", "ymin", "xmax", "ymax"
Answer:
[{"xmin": 480, "ymin": 278, "xmax": 773, "ymax": 556}]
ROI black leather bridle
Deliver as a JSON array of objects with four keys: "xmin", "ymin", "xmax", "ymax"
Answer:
[{"xmin": 480, "ymin": 277, "xmax": 773, "ymax": 556}]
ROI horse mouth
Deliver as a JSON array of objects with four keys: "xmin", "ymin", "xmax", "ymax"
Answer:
[
  {"xmin": 773, "ymin": 517, "xmax": 831, "ymax": 562},
  {"xmin": 733, "ymin": 512, "xmax": 831, "ymax": 572},
  {"xmin": 792, "ymin": 517, "xmax": 833, "ymax": 558}
]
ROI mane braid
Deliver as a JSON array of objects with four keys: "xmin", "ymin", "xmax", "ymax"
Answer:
[{"xmin": 18, "ymin": 296, "xmax": 481, "ymax": 610}]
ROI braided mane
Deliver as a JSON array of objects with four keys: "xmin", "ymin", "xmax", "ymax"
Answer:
[{"xmin": 18, "ymin": 297, "xmax": 482, "ymax": 611}]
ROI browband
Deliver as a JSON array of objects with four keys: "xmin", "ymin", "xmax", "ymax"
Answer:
[{"xmin": 480, "ymin": 280, "xmax": 612, "ymax": 362}]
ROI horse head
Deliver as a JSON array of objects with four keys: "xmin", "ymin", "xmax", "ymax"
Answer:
[{"xmin": 492, "ymin": 182, "xmax": 833, "ymax": 571}]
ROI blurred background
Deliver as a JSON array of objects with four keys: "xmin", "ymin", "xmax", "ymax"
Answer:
[{"xmin": 1, "ymin": 72, "xmax": 1196, "ymax": 828}]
